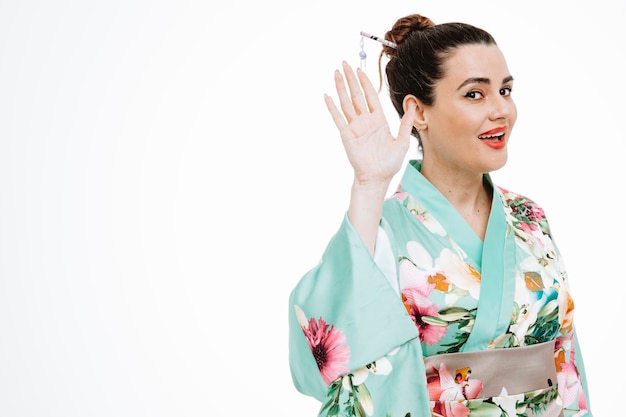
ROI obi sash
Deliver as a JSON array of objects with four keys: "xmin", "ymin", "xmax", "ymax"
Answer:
[{"xmin": 424, "ymin": 341, "xmax": 563, "ymax": 417}]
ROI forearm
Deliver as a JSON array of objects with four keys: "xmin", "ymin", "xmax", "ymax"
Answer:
[{"xmin": 347, "ymin": 179, "xmax": 390, "ymax": 256}]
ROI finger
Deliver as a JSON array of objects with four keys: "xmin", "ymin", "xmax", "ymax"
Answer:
[
  {"xmin": 356, "ymin": 67, "xmax": 383, "ymax": 114},
  {"xmin": 324, "ymin": 93, "xmax": 349, "ymax": 132},
  {"xmin": 333, "ymin": 69, "xmax": 358, "ymax": 122},
  {"xmin": 342, "ymin": 61, "xmax": 369, "ymax": 115},
  {"xmin": 325, "ymin": 93, "xmax": 358, "ymax": 147}
]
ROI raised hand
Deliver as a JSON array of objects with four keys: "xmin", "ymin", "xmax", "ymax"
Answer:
[{"xmin": 324, "ymin": 61, "xmax": 416, "ymax": 187}]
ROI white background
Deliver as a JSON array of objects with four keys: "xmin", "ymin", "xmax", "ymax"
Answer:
[{"xmin": 0, "ymin": 0, "xmax": 621, "ymax": 415}]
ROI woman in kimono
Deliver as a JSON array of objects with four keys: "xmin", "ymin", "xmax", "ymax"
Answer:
[{"xmin": 289, "ymin": 13, "xmax": 592, "ymax": 417}]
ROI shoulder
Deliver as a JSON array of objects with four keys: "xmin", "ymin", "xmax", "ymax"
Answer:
[
  {"xmin": 496, "ymin": 186, "xmax": 553, "ymax": 239},
  {"xmin": 496, "ymin": 186, "xmax": 543, "ymax": 212}
]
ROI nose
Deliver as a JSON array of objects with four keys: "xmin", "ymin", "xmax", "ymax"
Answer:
[{"xmin": 489, "ymin": 95, "xmax": 516, "ymax": 121}]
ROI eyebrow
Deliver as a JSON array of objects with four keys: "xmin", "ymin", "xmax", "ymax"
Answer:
[{"xmin": 456, "ymin": 75, "xmax": 515, "ymax": 90}]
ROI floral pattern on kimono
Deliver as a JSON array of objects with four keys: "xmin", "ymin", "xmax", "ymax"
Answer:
[{"xmin": 289, "ymin": 160, "xmax": 592, "ymax": 417}]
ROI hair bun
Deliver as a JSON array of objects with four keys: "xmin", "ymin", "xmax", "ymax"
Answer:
[{"xmin": 383, "ymin": 14, "xmax": 435, "ymax": 56}]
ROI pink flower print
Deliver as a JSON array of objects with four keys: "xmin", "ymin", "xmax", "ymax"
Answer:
[
  {"xmin": 557, "ymin": 360, "xmax": 588, "ymax": 414},
  {"xmin": 462, "ymin": 379, "xmax": 482, "ymax": 400},
  {"xmin": 428, "ymin": 363, "xmax": 482, "ymax": 417},
  {"xmin": 402, "ymin": 289, "xmax": 447, "ymax": 345},
  {"xmin": 521, "ymin": 204, "xmax": 542, "ymax": 232},
  {"xmin": 431, "ymin": 400, "xmax": 470, "ymax": 417},
  {"xmin": 399, "ymin": 241, "xmax": 439, "ymax": 293},
  {"xmin": 519, "ymin": 221, "xmax": 538, "ymax": 235},
  {"xmin": 399, "ymin": 262, "xmax": 436, "ymax": 298},
  {"xmin": 529, "ymin": 204, "xmax": 546, "ymax": 222},
  {"xmin": 393, "ymin": 184, "xmax": 408, "ymax": 204},
  {"xmin": 294, "ymin": 305, "xmax": 350, "ymax": 385},
  {"xmin": 440, "ymin": 364, "xmax": 482, "ymax": 401},
  {"xmin": 555, "ymin": 334, "xmax": 588, "ymax": 414},
  {"xmin": 501, "ymin": 190, "xmax": 545, "ymax": 234}
]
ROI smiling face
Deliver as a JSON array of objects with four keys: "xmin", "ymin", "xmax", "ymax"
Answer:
[{"xmin": 418, "ymin": 44, "xmax": 517, "ymax": 178}]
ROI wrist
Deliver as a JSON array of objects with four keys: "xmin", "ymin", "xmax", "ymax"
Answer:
[
  {"xmin": 350, "ymin": 179, "xmax": 390, "ymax": 202},
  {"xmin": 352, "ymin": 177, "xmax": 391, "ymax": 193}
]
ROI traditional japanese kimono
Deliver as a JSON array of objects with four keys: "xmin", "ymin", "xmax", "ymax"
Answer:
[{"xmin": 289, "ymin": 160, "xmax": 592, "ymax": 417}]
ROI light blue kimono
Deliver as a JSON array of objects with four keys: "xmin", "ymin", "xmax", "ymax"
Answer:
[{"xmin": 289, "ymin": 160, "xmax": 592, "ymax": 417}]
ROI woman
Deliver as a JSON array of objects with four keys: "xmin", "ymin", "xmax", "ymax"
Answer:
[{"xmin": 289, "ymin": 13, "xmax": 592, "ymax": 417}]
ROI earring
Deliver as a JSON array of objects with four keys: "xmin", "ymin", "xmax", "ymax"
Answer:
[{"xmin": 359, "ymin": 36, "xmax": 367, "ymax": 70}]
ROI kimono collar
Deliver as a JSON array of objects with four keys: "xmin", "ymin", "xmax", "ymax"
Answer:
[{"xmin": 399, "ymin": 160, "xmax": 499, "ymax": 267}]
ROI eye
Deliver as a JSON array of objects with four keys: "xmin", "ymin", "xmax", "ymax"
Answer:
[
  {"xmin": 500, "ymin": 87, "xmax": 513, "ymax": 96},
  {"xmin": 464, "ymin": 90, "xmax": 484, "ymax": 100}
]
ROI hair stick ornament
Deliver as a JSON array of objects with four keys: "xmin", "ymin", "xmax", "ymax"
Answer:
[{"xmin": 360, "ymin": 31, "xmax": 398, "ymax": 49}]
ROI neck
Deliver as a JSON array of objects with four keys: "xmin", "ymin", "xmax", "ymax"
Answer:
[
  {"xmin": 420, "ymin": 161, "xmax": 493, "ymax": 239},
  {"xmin": 421, "ymin": 164, "xmax": 490, "ymax": 206}
]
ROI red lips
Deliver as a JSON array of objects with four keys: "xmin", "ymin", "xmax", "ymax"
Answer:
[
  {"xmin": 479, "ymin": 126, "xmax": 507, "ymax": 137},
  {"xmin": 478, "ymin": 126, "xmax": 507, "ymax": 150}
]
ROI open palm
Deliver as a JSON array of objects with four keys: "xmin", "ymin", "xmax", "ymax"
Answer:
[{"xmin": 325, "ymin": 61, "xmax": 416, "ymax": 186}]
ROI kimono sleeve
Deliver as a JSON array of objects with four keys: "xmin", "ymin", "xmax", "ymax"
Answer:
[
  {"xmin": 288, "ymin": 214, "xmax": 420, "ymax": 404},
  {"xmin": 548, "ymin": 223, "xmax": 593, "ymax": 416}
]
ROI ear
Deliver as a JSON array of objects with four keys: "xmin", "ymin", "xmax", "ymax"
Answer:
[{"xmin": 402, "ymin": 95, "xmax": 428, "ymax": 131}]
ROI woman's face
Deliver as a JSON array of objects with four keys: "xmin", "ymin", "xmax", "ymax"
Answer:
[{"xmin": 420, "ymin": 44, "xmax": 517, "ymax": 176}]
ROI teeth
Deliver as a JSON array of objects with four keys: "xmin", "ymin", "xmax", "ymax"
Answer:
[{"xmin": 479, "ymin": 132, "xmax": 505, "ymax": 139}]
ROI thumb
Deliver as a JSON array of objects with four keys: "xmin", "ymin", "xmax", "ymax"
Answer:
[{"xmin": 397, "ymin": 102, "xmax": 417, "ymax": 143}]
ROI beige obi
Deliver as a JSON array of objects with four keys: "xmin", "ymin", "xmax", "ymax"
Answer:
[{"xmin": 424, "ymin": 341, "xmax": 563, "ymax": 417}]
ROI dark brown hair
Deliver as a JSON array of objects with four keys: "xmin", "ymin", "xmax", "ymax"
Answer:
[{"xmin": 379, "ymin": 14, "xmax": 496, "ymax": 141}]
